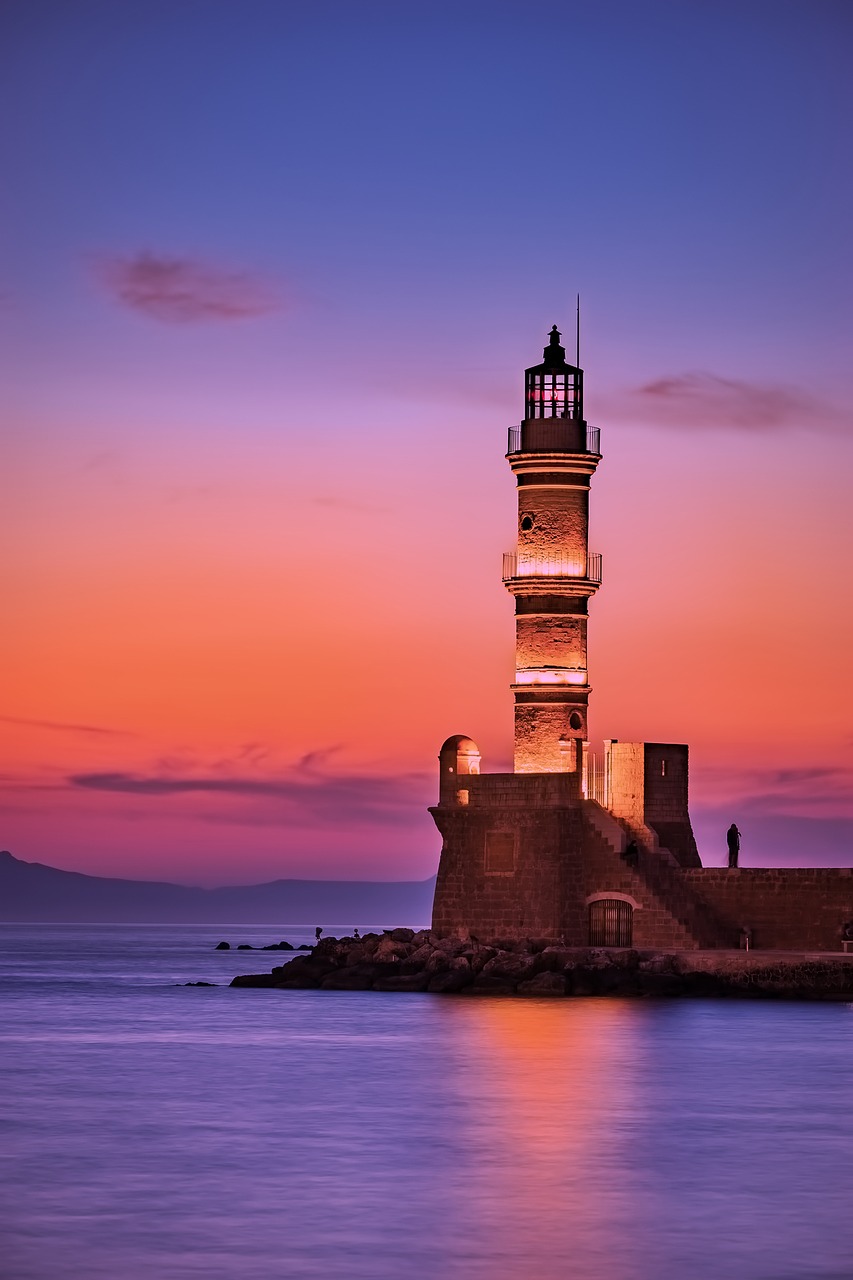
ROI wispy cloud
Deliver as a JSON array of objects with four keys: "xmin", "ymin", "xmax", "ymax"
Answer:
[
  {"xmin": 67, "ymin": 755, "xmax": 431, "ymax": 826},
  {"xmin": 92, "ymin": 251, "xmax": 280, "ymax": 323},
  {"xmin": 1, "ymin": 716, "xmax": 132, "ymax": 738},
  {"xmin": 617, "ymin": 372, "xmax": 845, "ymax": 432},
  {"xmin": 694, "ymin": 762, "xmax": 853, "ymax": 818}
]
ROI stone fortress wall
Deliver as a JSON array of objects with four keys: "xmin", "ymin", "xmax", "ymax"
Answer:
[{"xmin": 429, "ymin": 330, "xmax": 852, "ymax": 953}]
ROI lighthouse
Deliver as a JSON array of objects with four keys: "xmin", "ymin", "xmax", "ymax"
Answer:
[
  {"xmin": 504, "ymin": 324, "xmax": 602, "ymax": 776},
  {"xmin": 429, "ymin": 325, "xmax": 705, "ymax": 945}
]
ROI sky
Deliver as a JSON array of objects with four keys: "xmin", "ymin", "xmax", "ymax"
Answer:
[{"xmin": 2, "ymin": 0, "xmax": 852, "ymax": 884}]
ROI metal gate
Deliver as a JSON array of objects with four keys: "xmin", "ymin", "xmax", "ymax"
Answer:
[{"xmin": 588, "ymin": 899, "xmax": 633, "ymax": 947}]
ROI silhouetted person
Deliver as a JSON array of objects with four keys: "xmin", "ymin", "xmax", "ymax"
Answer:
[
  {"xmin": 624, "ymin": 839, "xmax": 639, "ymax": 867},
  {"xmin": 353, "ymin": 928, "xmax": 360, "ymax": 939},
  {"xmin": 315, "ymin": 926, "xmax": 323, "ymax": 942},
  {"xmin": 727, "ymin": 823, "xmax": 741, "ymax": 868}
]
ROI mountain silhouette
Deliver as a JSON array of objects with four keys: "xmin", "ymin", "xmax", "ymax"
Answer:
[{"xmin": 0, "ymin": 850, "xmax": 435, "ymax": 924}]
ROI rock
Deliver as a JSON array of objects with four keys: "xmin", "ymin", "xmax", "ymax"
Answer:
[
  {"xmin": 389, "ymin": 928, "xmax": 415, "ymax": 943},
  {"xmin": 407, "ymin": 943, "xmax": 436, "ymax": 966},
  {"xmin": 480, "ymin": 952, "xmax": 540, "ymax": 982},
  {"xmin": 375, "ymin": 937, "xmax": 411, "ymax": 962},
  {"xmin": 373, "ymin": 971, "xmax": 431, "ymax": 992},
  {"xmin": 230, "ymin": 973, "xmax": 278, "ymax": 988},
  {"xmin": 271, "ymin": 955, "xmax": 339, "ymax": 983},
  {"xmin": 214, "ymin": 941, "xmax": 230, "ymax": 950},
  {"xmin": 466, "ymin": 974, "xmax": 518, "ymax": 995},
  {"xmin": 321, "ymin": 966, "xmax": 378, "ymax": 991},
  {"xmin": 639, "ymin": 953, "xmax": 678, "ymax": 975},
  {"xmin": 184, "ymin": 981, "xmax": 217, "ymax": 986},
  {"xmin": 297, "ymin": 944, "xmax": 313, "ymax": 951},
  {"xmin": 467, "ymin": 946, "xmax": 497, "ymax": 974},
  {"xmin": 411, "ymin": 930, "xmax": 431, "ymax": 947},
  {"xmin": 569, "ymin": 965, "xmax": 638, "ymax": 997},
  {"xmin": 237, "ymin": 944, "xmax": 254, "ymax": 950},
  {"xmin": 431, "ymin": 936, "xmax": 468, "ymax": 957},
  {"xmin": 538, "ymin": 947, "xmax": 578, "ymax": 972},
  {"xmin": 278, "ymin": 940, "xmax": 294, "ymax": 950},
  {"xmin": 427, "ymin": 958, "xmax": 473, "ymax": 993},
  {"xmin": 518, "ymin": 971, "xmax": 566, "ymax": 997}
]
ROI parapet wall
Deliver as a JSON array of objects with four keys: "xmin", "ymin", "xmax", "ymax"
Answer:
[{"xmin": 684, "ymin": 869, "xmax": 853, "ymax": 951}]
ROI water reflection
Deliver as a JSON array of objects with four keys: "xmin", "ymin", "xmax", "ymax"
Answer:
[
  {"xmin": 442, "ymin": 998, "xmax": 650, "ymax": 1280},
  {"xmin": 2, "ymin": 928, "xmax": 853, "ymax": 1280}
]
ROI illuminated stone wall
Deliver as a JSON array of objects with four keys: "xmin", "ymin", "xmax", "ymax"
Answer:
[
  {"xmin": 430, "ymin": 776, "xmax": 729, "ymax": 948},
  {"xmin": 607, "ymin": 742, "xmax": 701, "ymax": 868},
  {"xmin": 515, "ymin": 614, "xmax": 586, "ymax": 669},
  {"xmin": 685, "ymin": 870, "xmax": 853, "ymax": 951},
  {"xmin": 517, "ymin": 486, "xmax": 588, "ymax": 559}
]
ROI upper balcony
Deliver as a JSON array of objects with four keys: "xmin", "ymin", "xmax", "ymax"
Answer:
[
  {"xmin": 502, "ymin": 551, "xmax": 602, "ymax": 584},
  {"xmin": 507, "ymin": 422, "xmax": 600, "ymax": 456}
]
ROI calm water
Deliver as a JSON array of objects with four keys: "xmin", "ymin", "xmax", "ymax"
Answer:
[{"xmin": 1, "ymin": 925, "xmax": 852, "ymax": 1280}]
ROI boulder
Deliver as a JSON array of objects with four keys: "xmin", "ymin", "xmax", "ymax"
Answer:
[
  {"xmin": 272, "ymin": 955, "xmax": 339, "ymax": 983},
  {"xmin": 373, "ymin": 971, "xmax": 431, "ymax": 992},
  {"xmin": 427, "ymin": 958, "xmax": 473, "ymax": 993},
  {"xmin": 466, "ymin": 974, "xmax": 518, "ymax": 996},
  {"xmin": 237, "ymin": 944, "xmax": 254, "ymax": 950},
  {"xmin": 518, "ymin": 971, "xmax": 566, "ymax": 997},
  {"xmin": 389, "ymin": 928, "xmax": 416, "ymax": 943},
  {"xmin": 297, "ymin": 944, "xmax": 313, "ymax": 951},
  {"xmin": 184, "ymin": 981, "xmax": 217, "ymax": 987},
  {"xmin": 230, "ymin": 973, "xmax": 278, "ymax": 988},
  {"xmin": 321, "ymin": 966, "xmax": 378, "ymax": 991},
  {"xmin": 407, "ymin": 943, "xmax": 436, "ymax": 966},
  {"xmin": 467, "ymin": 946, "xmax": 497, "ymax": 974},
  {"xmin": 214, "ymin": 941, "xmax": 230, "ymax": 950},
  {"xmin": 480, "ymin": 952, "xmax": 540, "ymax": 983},
  {"xmin": 375, "ymin": 937, "xmax": 411, "ymax": 962},
  {"xmin": 538, "ymin": 947, "xmax": 578, "ymax": 973}
]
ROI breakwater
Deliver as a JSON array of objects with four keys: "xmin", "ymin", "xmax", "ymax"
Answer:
[{"xmin": 230, "ymin": 930, "xmax": 853, "ymax": 1000}]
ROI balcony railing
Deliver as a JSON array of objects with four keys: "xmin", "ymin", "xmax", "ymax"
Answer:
[
  {"xmin": 507, "ymin": 423, "xmax": 600, "ymax": 455},
  {"xmin": 502, "ymin": 551, "xmax": 602, "ymax": 583}
]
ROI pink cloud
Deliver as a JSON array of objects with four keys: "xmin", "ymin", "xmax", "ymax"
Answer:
[
  {"xmin": 620, "ymin": 372, "xmax": 845, "ymax": 431},
  {"xmin": 92, "ymin": 251, "xmax": 280, "ymax": 323}
]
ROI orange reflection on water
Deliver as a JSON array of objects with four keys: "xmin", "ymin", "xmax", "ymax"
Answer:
[{"xmin": 439, "ymin": 997, "xmax": 653, "ymax": 1280}]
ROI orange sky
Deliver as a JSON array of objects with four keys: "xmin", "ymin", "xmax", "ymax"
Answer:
[{"xmin": 3, "ymin": 3, "xmax": 852, "ymax": 883}]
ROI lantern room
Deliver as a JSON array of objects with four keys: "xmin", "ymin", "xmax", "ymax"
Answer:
[{"xmin": 524, "ymin": 325, "xmax": 583, "ymax": 420}]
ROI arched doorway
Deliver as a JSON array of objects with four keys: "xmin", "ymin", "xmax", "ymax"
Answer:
[{"xmin": 588, "ymin": 899, "xmax": 633, "ymax": 947}]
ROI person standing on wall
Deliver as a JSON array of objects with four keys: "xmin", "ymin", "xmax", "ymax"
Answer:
[{"xmin": 727, "ymin": 823, "xmax": 741, "ymax": 868}]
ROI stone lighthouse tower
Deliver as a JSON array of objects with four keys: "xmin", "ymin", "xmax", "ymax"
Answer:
[
  {"xmin": 429, "ymin": 325, "xmax": 706, "ymax": 945},
  {"xmin": 505, "ymin": 324, "xmax": 601, "ymax": 778}
]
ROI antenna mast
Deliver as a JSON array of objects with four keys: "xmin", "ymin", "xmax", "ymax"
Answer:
[{"xmin": 576, "ymin": 293, "xmax": 580, "ymax": 368}]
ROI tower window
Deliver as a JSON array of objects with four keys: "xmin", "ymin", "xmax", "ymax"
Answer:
[
  {"xmin": 569, "ymin": 711, "xmax": 583, "ymax": 730},
  {"xmin": 520, "ymin": 515, "xmax": 534, "ymax": 531}
]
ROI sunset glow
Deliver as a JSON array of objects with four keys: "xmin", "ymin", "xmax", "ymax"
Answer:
[{"xmin": 2, "ymin": 2, "xmax": 851, "ymax": 883}]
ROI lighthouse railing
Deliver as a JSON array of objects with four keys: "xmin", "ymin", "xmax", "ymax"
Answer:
[
  {"xmin": 502, "ymin": 551, "xmax": 602, "ymax": 583},
  {"xmin": 507, "ymin": 423, "xmax": 601, "ymax": 454}
]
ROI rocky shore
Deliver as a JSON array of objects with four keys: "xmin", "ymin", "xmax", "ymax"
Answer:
[{"xmin": 229, "ymin": 930, "xmax": 853, "ymax": 1000}]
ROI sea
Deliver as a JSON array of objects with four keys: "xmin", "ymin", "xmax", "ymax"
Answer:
[{"xmin": 1, "ymin": 923, "xmax": 852, "ymax": 1280}]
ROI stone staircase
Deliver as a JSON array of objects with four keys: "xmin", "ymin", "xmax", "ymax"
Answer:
[{"xmin": 582, "ymin": 800, "xmax": 737, "ymax": 949}]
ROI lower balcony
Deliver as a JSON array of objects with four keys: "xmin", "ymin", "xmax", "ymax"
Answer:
[{"xmin": 502, "ymin": 551, "xmax": 602, "ymax": 584}]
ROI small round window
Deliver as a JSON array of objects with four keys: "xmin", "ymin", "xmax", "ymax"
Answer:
[
  {"xmin": 520, "ymin": 515, "xmax": 534, "ymax": 532},
  {"xmin": 569, "ymin": 712, "xmax": 583, "ymax": 730}
]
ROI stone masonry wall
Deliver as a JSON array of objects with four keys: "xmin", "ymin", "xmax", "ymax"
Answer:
[
  {"xmin": 684, "ymin": 869, "xmax": 853, "ymax": 951},
  {"xmin": 430, "ymin": 804, "xmax": 585, "ymax": 938}
]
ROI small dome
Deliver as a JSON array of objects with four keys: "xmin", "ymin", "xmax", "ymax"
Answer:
[
  {"xmin": 439, "ymin": 735, "xmax": 480, "ymax": 757},
  {"xmin": 439, "ymin": 735, "xmax": 482, "ymax": 780}
]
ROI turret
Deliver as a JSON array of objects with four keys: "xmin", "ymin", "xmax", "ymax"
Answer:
[{"xmin": 503, "ymin": 326, "xmax": 602, "ymax": 775}]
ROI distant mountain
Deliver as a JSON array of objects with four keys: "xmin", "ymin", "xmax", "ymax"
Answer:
[{"xmin": 0, "ymin": 850, "xmax": 436, "ymax": 925}]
